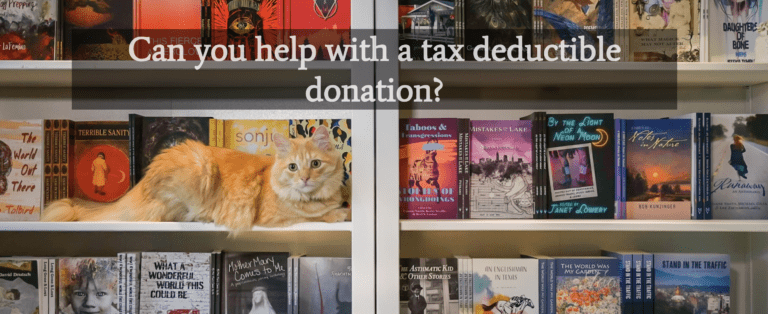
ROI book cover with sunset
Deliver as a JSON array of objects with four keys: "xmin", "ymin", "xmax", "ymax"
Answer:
[
  {"xmin": 72, "ymin": 121, "xmax": 130, "ymax": 203},
  {"xmin": 625, "ymin": 119, "xmax": 693, "ymax": 219},
  {"xmin": 399, "ymin": 118, "xmax": 459, "ymax": 219},
  {"xmin": 469, "ymin": 120, "xmax": 533, "ymax": 219}
]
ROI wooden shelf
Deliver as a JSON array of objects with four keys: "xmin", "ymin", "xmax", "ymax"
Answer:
[
  {"xmin": 400, "ymin": 219, "xmax": 768, "ymax": 232},
  {"xmin": 0, "ymin": 221, "xmax": 352, "ymax": 232},
  {"xmin": 400, "ymin": 62, "xmax": 768, "ymax": 87}
]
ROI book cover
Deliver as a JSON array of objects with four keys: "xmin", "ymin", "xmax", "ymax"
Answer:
[
  {"xmin": 710, "ymin": 114, "xmax": 768, "ymax": 219},
  {"xmin": 625, "ymin": 119, "xmax": 693, "ymax": 219},
  {"xmin": 469, "ymin": 120, "xmax": 534, "ymax": 219},
  {"xmin": 601, "ymin": 251, "xmax": 634, "ymax": 314},
  {"xmin": 0, "ymin": 0, "xmax": 57, "ymax": 60},
  {"xmin": 0, "ymin": 260, "xmax": 39, "ymax": 314},
  {"xmin": 534, "ymin": 0, "xmax": 611, "ymax": 59},
  {"xmin": 545, "ymin": 114, "xmax": 615, "ymax": 218},
  {"xmin": 132, "ymin": 116, "xmax": 210, "ymax": 182},
  {"xmin": 628, "ymin": 0, "xmax": 699, "ymax": 61},
  {"xmin": 0, "ymin": 120, "xmax": 43, "ymax": 221},
  {"xmin": 297, "ymin": 257, "xmax": 351, "ymax": 314},
  {"xmin": 214, "ymin": 120, "xmax": 290, "ymax": 156},
  {"xmin": 57, "ymin": 258, "xmax": 119, "ymax": 314},
  {"xmin": 211, "ymin": 0, "xmax": 285, "ymax": 60},
  {"xmin": 709, "ymin": 0, "xmax": 768, "ymax": 62},
  {"xmin": 554, "ymin": 257, "xmax": 620, "ymax": 314},
  {"xmin": 139, "ymin": 252, "xmax": 211, "ymax": 314},
  {"xmin": 133, "ymin": 0, "xmax": 203, "ymax": 60},
  {"xmin": 289, "ymin": 0, "xmax": 350, "ymax": 60},
  {"xmin": 472, "ymin": 259, "xmax": 539, "ymax": 314},
  {"xmin": 653, "ymin": 253, "xmax": 730, "ymax": 314},
  {"xmin": 466, "ymin": 0, "xmax": 532, "ymax": 60},
  {"xmin": 399, "ymin": 258, "xmax": 458, "ymax": 314},
  {"xmin": 223, "ymin": 252, "xmax": 289, "ymax": 314},
  {"xmin": 398, "ymin": 0, "xmax": 456, "ymax": 60},
  {"xmin": 399, "ymin": 119, "xmax": 460, "ymax": 219},
  {"xmin": 62, "ymin": 0, "xmax": 133, "ymax": 60},
  {"xmin": 72, "ymin": 122, "xmax": 130, "ymax": 203}
]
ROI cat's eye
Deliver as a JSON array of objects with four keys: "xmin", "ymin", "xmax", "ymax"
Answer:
[
  {"xmin": 288, "ymin": 163, "xmax": 298, "ymax": 171},
  {"xmin": 311, "ymin": 160, "xmax": 322, "ymax": 168}
]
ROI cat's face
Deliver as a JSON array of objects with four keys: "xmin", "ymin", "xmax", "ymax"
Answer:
[{"xmin": 272, "ymin": 127, "xmax": 344, "ymax": 200}]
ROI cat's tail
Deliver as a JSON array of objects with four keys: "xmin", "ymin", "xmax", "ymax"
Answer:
[{"xmin": 41, "ymin": 191, "xmax": 140, "ymax": 222}]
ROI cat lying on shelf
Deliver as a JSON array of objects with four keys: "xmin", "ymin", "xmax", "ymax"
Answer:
[{"xmin": 42, "ymin": 126, "xmax": 350, "ymax": 232}]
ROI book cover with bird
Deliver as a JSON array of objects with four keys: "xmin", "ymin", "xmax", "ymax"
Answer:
[
  {"xmin": 625, "ymin": 119, "xmax": 693, "ymax": 219},
  {"xmin": 546, "ymin": 114, "xmax": 614, "ymax": 218},
  {"xmin": 72, "ymin": 121, "xmax": 130, "ymax": 203},
  {"xmin": 297, "ymin": 257, "xmax": 352, "ymax": 314}
]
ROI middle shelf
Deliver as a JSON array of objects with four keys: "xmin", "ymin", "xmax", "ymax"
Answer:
[{"xmin": 401, "ymin": 219, "xmax": 768, "ymax": 232}]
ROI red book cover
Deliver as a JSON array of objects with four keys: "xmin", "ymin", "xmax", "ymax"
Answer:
[
  {"xmin": 0, "ymin": 0, "xmax": 57, "ymax": 60},
  {"xmin": 289, "ymin": 0, "xmax": 350, "ymax": 60},
  {"xmin": 62, "ymin": 0, "xmax": 133, "ymax": 60},
  {"xmin": 400, "ymin": 118, "xmax": 459, "ymax": 219},
  {"xmin": 211, "ymin": 0, "xmax": 285, "ymax": 60},
  {"xmin": 72, "ymin": 122, "xmax": 130, "ymax": 203},
  {"xmin": 133, "ymin": 0, "xmax": 203, "ymax": 60}
]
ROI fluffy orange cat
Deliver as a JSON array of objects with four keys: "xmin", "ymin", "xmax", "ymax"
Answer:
[{"xmin": 42, "ymin": 126, "xmax": 349, "ymax": 231}]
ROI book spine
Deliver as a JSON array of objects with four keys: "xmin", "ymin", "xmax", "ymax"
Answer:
[
  {"xmin": 209, "ymin": 253, "xmax": 216, "ymax": 314},
  {"xmin": 217, "ymin": 120, "xmax": 224, "ymax": 148},
  {"xmin": 540, "ymin": 112, "xmax": 549, "ymax": 218},
  {"xmin": 623, "ymin": 254, "xmax": 632, "ymax": 314},
  {"xmin": 52, "ymin": 121, "xmax": 61, "ymax": 200},
  {"xmin": 61, "ymin": 120, "xmax": 72, "ymax": 199},
  {"xmin": 293, "ymin": 257, "xmax": 299, "ymax": 314},
  {"xmin": 44, "ymin": 120, "xmax": 53, "ymax": 206},
  {"xmin": 118, "ymin": 253, "xmax": 125, "ymax": 314},
  {"xmin": 548, "ymin": 259, "xmax": 555, "ymax": 314},
  {"xmin": 643, "ymin": 254, "xmax": 653, "ymax": 314},
  {"xmin": 634, "ymin": 254, "xmax": 643, "ymax": 314},
  {"xmin": 534, "ymin": 113, "xmax": 542, "ymax": 219},
  {"xmin": 288, "ymin": 257, "xmax": 293, "ymax": 314},
  {"xmin": 49, "ymin": 258, "xmax": 56, "ymax": 314},
  {"xmin": 539, "ymin": 259, "xmax": 547, "ymax": 314},
  {"xmin": 42, "ymin": 259, "xmax": 48, "ymax": 314},
  {"xmin": 36, "ymin": 260, "xmax": 44, "ymax": 314},
  {"xmin": 215, "ymin": 252, "xmax": 222, "ymax": 314},
  {"xmin": 697, "ymin": 113, "xmax": 703, "ymax": 219},
  {"xmin": 615, "ymin": 119, "xmax": 621, "ymax": 219},
  {"xmin": 457, "ymin": 119, "xmax": 464, "ymax": 219},
  {"xmin": 464, "ymin": 119, "xmax": 470, "ymax": 219},
  {"xmin": 209, "ymin": 119, "xmax": 217, "ymax": 146},
  {"xmin": 457, "ymin": 257, "xmax": 463, "ymax": 314},
  {"xmin": 129, "ymin": 114, "xmax": 136, "ymax": 187},
  {"xmin": 704, "ymin": 113, "xmax": 712, "ymax": 220}
]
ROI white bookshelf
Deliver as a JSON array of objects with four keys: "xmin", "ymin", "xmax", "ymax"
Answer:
[
  {"xmin": 400, "ymin": 219, "xmax": 768, "ymax": 232},
  {"xmin": 0, "ymin": 221, "xmax": 353, "ymax": 232}
]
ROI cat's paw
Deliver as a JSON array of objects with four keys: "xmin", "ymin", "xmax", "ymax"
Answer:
[{"xmin": 321, "ymin": 207, "xmax": 350, "ymax": 223}]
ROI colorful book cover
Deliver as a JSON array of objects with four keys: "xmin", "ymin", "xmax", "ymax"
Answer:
[
  {"xmin": 554, "ymin": 257, "xmax": 620, "ymax": 314},
  {"xmin": 653, "ymin": 253, "xmax": 730, "ymax": 314},
  {"xmin": 0, "ymin": 260, "xmax": 40, "ymax": 314},
  {"xmin": 214, "ymin": 120, "xmax": 290, "ymax": 156},
  {"xmin": 132, "ymin": 116, "xmax": 210, "ymax": 182},
  {"xmin": 629, "ymin": 0, "xmax": 699, "ymax": 61},
  {"xmin": 62, "ymin": 0, "xmax": 133, "ymax": 60},
  {"xmin": 139, "ymin": 253, "xmax": 211, "ymax": 314},
  {"xmin": 467, "ymin": 0, "xmax": 532, "ymax": 60},
  {"xmin": 625, "ymin": 119, "xmax": 693, "ymax": 219},
  {"xmin": 57, "ymin": 258, "xmax": 119, "ymax": 314},
  {"xmin": 399, "ymin": 119, "xmax": 460, "ymax": 219},
  {"xmin": 133, "ymin": 0, "xmax": 203, "ymax": 60},
  {"xmin": 223, "ymin": 252, "xmax": 289, "ymax": 314},
  {"xmin": 288, "ymin": 0, "xmax": 350, "ymax": 60},
  {"xmin": 601, "ymin": 251, "xmax": 634, "ymax": 314},
  {"xmin": 534, "ymin": 0, "xmax": 611, "ymax": 59},
  {"xmin": 0, "ymin": 0, "xmax": 57, "ymax": 60},
  {"xmin": 297, "ymin": 257, "xmax": 351, "ymax": 314},
  {"xmin": 399, "ymin": 258, "xmax": 458, "ymax": 314},
  {"xmin": 0, "ymin": 120, "xmax": 43, "ymax": 221},
  {"xmin": 72, "ymin": 122, "xmax": 130, "ymax": 203},
  {"xmin": 545, "ymin": 114, "xmax": 615, "ymax": 218},
  {"xmin": 469, "ymin": 120, "xmax": 534, "ymax": 219},
  {"xmin": 709, "ymin": 0, "xmax": 768, "ymax": 62},
  {"xmin": 398, "ymin": 0, "xmax": 456, "ymax": 60},
  {"xmin": 472, "ymin": 259, "xmax": 539, "ymax": 314},
  {"xmin": 711, "ymin": 114, "xmax": 768, "ymax": 219},
  {"xmin": 211, "ymin": 0, "xmax": 285, "ymax": 60}
]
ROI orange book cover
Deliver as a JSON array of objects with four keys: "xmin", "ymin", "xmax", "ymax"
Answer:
[
  {"xmin": 288, "ymin": 0, "xmax": 350, "ymax": 60},
  {"xmin": 72, "ymin": 122, "xmax": 131, "ymax": 203},
  {"xmin": 133, "ymin": 0, "xmax": 203, "ymax": 60}
]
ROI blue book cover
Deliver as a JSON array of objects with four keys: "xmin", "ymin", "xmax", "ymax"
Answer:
[
  {"xmin": 601, "ymin": 251, "xmax": 633, "ymax": 314},
  {"xmin": 711, "ymin": 114, "xmax": 768, "ymax": 219},
  {"xmin": 554, "ymin": 257, "xmax": 620, "ymax": 314},
  {"xmin": 625, "ymin": 119, "xmax": 693, "ymax": 220},
  {"xmin": 633, "ymin": 254, "xmax": 643, "ymax": 314},
  {"xmin": 653, "ymin": 254, "xmax": 730, "ymax": 314},
  {"xmin": 643, "ymin": 254, "xmax": 653, "ymax": 314}
]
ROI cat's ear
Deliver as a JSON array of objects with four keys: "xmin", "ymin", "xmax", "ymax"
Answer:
[
  {"xmin": 273, "ymin": 133, "xmax": 291, "ymax": 156},
  {"xmin": 312, "ymin": 126, "xmax": 333, "ymax": 151}
]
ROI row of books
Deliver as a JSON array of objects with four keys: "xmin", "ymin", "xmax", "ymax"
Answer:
[
  {"xmin": 400, "ymin": 0, "xmax": 767, "ymax": 63},
  {"xmin": 399, "ymin": 253, "xmax": 730, "ymax": 314},
  {"xmin": 0, "ymin": 253, "xmax": 350, "ymax": 314},
  {"xmin": 0, "ymin": 118, "xmax": 352, "ymax": 221},
  {"xmin": 0, "ymin": 0, "xmax": 349, "ymax": 60},
  {"xmin": 399, "ymin": 113, "xmax": 767, "ymax": 220}
]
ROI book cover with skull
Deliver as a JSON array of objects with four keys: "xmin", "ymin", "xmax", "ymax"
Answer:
[{"xmin": 0, "ymin": 120, "xmax": 43, "ymax": 221}]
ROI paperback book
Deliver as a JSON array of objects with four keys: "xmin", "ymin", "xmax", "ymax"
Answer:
[
  {"xmin": 297, "ymin": 257, "xmax": 352, "ymax": 314},
  {"xmin": 399, "ymin": 258, "xmax": 458, "ymax": 314},
  {"xmin": 554, "ymin": 257, "xmax": 620, "ymax": 314},
  {"xmin": 139, "ymin": 253, "xmax": 212, "ymax": 314},
  {"xmin": 62, "ymin": 0, "xmax": 133, "ymax": 60},
  {"xmin": 472, "ymin": 259, "xmax": 539, "ymax": 314},
  {"xmin": 710, "ymin": 114, "xmax": 768, "ymax": 219},
  {"xmin": 653, "ymin": 253, "xmax": 730, "ymax": 314},
  {"xmin": 398, "ymin": 0, "xmax": 457, "ymax": 60},
  {"xmin": 209, "ymin": 119, "xmax": 290, "ymax": 156},
  {"xmin": 0, "ymin": 120, "xmax": 44, "ymax": 221},
  {"xmin": 0, "ymin": 0, "xmax": 57, "ymax": 60},
  {"xmin": 57, "ymin": 258, "xmax": 118, "ymax": 314},
  {"xmin": 287, "ymin": 0, "xmax": 351, "ymax": 60},
  {"xmin": 625, "ymin": 119, "xmax": 693, "ymax": 219},
  {"xmin": 469, "ymin": 120, "xmax": 534, "ymax": 219},
  {"xmin": 0, "ymin": 260, "xmax": 39, "ymax": 314},
  {"xmin": 545, "ymin": 114, "xmax": 615, "ymax": 218},
  {"xmin": 709, "ymin": 0, "xmax": 768, "ymax": 62},
  {"xmin": 223, "ymin": 252, "xmax": 289, "ymax": 314},
  {"xmin": 71, "ymin": 122, "xmax": 130, "ymax": 203}
]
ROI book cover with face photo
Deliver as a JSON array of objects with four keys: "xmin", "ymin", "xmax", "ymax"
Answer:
[
  {"xmin": 472, "ymin": 259, "xmax": 540, "ymax": 314},
  {"xmin": 297, "ymin": 257, "xmax": 351, "ymax": 314},
  {"xmin": 0, "ymin": 260, "xmax": 40, "ymax": 314},
  {"xmin": 711, "ymin": 114, "xmax": 768, "ymax": 219},
  {"xmin": 546, "ymin": 114, "xmax": 615, "ymax": 218},
  {"xmin": 223, "ymin": 252, "xmax": 289, "ymax": 314},
  {"xmin": 399, "ymin": 258, "xmax": 458, "ymax": 314},
  {"xmin": 469, "ymin": 120, "xmax": 534, "ymax": 219},
  {"xmin": 57, "ymin": 258, "xmax": 118, "ymax": 314},
  {"xmin": 139, "ymin": 252, "xmax": 212, "ymax": 314},
  {"xmin": 625, "ymin": 119, "xmax": 693, "ymax": 219}
]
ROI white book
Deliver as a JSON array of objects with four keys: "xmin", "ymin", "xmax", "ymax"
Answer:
[{"xmin": 472, "ymin": 258, "xmax": 540, "ymax": 314}]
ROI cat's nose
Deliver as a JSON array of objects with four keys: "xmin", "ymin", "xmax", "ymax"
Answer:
[{"xmin": 302, "ymin": 177, "xmax": 310, "ymax": 183}]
